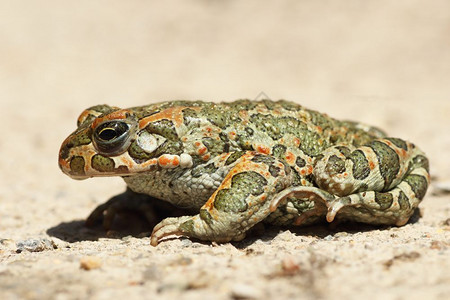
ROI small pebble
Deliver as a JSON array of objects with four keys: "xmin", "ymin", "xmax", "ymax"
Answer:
[
  {"xmin": 231, "ymin": 283, "xmax": 262, "ymax": 299},
  {"xmin": 80, "ymin": 256, "xmax": 102, "ymax": 270},
  {"xmin": 281, "ymin": 255, "xmax": 301, "ymax": 275},
  {"xmin": 16, "ymin": 238, "xmax": 56, "ymax": 253},
  {"xmin": 323, "ymin": 235, "xmax": 334, "ymax": 241},
  {"xmin": 1, "ymin": 239, "xmax": 16, "ymax": 250}
]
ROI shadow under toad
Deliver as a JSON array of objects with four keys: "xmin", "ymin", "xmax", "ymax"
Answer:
[
  {"xmin": 234, "ymin": 208, "xmax": 422, "ymax": 249},
  {"xmin": 46, "ymin": 211, "xmax": 153, "ymax": 242},
  {"xmin": 47, "ymin": 208, "xmax": 422, "ymax": 245}
]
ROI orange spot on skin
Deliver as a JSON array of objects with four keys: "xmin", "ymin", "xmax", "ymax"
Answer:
[
  {"xmin": 172, "ymin": 156, "xmax": 180, "ymax": 166},
  {"xmin": 400, "ymin": 149, "xmax": 407, "ymax": 158},
  {"xmin": 158, "ymin": 156, "xmax": 170, "ymax": 166},
  {"xmin": 306, "ymin": 165, "xmax": 313, "ymax": 174},
  {"xmin": 158, "ymin": 155, "xmax": 179, "ymax": 167},
  {"xmin": 120, "ymin": 157, "xmax": 134, "ymax": 169},
  {"xmin": 300, "ymin": 169, "xmax": 306, "ymax": 176},
  {"xmin": 202, "ymin": 153, "xmax": 211, "ymax": 161},
  {"xmin": 92, "ymin": 109, "xmax": 132, "ymax": 129},
  {"xmin": 394, "ymin": 148, "xmax": 408, "ymax": 159},
  {"xmin": 256, "ymin": 145, "xmax": 271, "ymax": 155},
  {"xmin": 197, "ymin": 146, "xmax": 208, "ymax": 155},
  {"xmin": 139, "ymin": 106, "xmax": 201, "ymax": 129},
  {"xmin": 285, "ymin": 151, "xmax": 295, "ymax": 165},
  {"xmin": 228, "ymin": 131, "xmax": 237, "ymax": 140},
  {"xmin": 301, "ymin": 179, "xmax": 307, "ymax": 186},
  {"xmin": 293, "ymin": 138, "xmax": 300, "ymax": 147},
  {"xmin": 369, "ymin": 160, "xmax": 376, "ymax": 170},
  {"xmin": 58, "ymin": 157, "xmax": 70, "ymax": 170}
]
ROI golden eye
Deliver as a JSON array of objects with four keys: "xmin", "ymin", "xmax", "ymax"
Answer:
[
  {"xmin": 98, "ymin": 127, "xmax": 122, "ymax": 141},
  {"xmin": 93, "ymin": 121, "xmax": 132, "ymax": 155}
]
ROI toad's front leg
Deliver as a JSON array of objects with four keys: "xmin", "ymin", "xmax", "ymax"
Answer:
[{"xmin": 150, "ymin": 152, "xmax": 292, "ymax": 246}]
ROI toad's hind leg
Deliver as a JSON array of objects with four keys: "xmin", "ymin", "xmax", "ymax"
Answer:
[
  {"xmin": 314, "ymin": 138, "xmax": 430, "ymax": 225},
  {"xmin": 150, "ymin": 152, "xmax": 292, "ymax": 246}
]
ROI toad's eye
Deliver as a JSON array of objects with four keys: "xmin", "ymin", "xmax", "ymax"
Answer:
[{"xmin": 93, "ymin": 121, "xmax": 132, "ymax": 155}]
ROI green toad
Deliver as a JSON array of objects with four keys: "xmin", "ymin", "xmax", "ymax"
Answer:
[{"xmin": 59, "ymin": 100, "xmax": 430, "ymax": 245}]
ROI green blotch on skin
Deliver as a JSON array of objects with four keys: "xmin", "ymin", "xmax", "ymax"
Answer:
[
  {"xmin": 335, "ymin": 146, "xmax": 351, "ymax": 157},
  {"xmin": 179, "ymin": 219, "xmax": 195, "ymax": 234},
  {"xmin": 128, "ymin": 140, "xmax": 152, "ymax": 160},
  {"xmin": 229, "ymin": 99, "xmax": 258, "ymax": 111},
  {"xmin": 91, "ymin": 154, "xmax": 115, "ymax": 172},
  {"xmin": 77, "ymin": 105, "xmax": 117, "ymax": 127},
  {"xmin": 269, "ymin": 164, "xmax": 281, "ymax": 177},
  {"xmin": 272, "ymin": 144, "xmax": 287, "ymax": 160},
  {"xmin": 60, "ymin": 129, "xmax": 93, "ymax": 160},
  {"xmin": 70, "ymin": 156, "xmax": 85, "ymax": 176},
  {"xmin": 412, "ymin": 155, "xmax": 429, "ymax": 172},
  {"xmin": 306, "ymin": 109, "xmax": 334, "ymax": 131},
  {"xmin": 251, "ymin": 154, "xmax": 275, "ymax": 165},
  {"xmin": 370, "ymin": 141, "xmax": 400, "ymax": 190},
  {"xmin": 386, "ymin": 138, "xmax": 408, "ymax": 150},
  {"xmin": 249, "ymin": 114, "xmax": 327, "ymax": 156},
  {"xmin": 397, "ymin": 190, "xmax": 411, "ymax": 210},
  {"xmin": 182, "ymin": 108, "xmax": 200, "ymax": 126},
  {"xmin": 199, "ymin": 209, "xmax": 213, "ymax": 225},
  {"xmin": 202, "ymin": 137, "xmax": 225, "ymax": 156},
  {"xmin": 214, "ymin": 171, "xmax": 268, "ymax": 213},
  {"xmin": 250, "ymin": 115, "xmax": 307, "ymax": 140},
  {"xmin": 374, "ymin": 192, "xmax": 394, "ymax": 210},
  {"xmin": 290, "ymin": 168, "xmax": 302, "ymax": 186},
  {"xmin": 155, "ymin": 140, "xmax": 183, "ymax": 157},
  {"xmin": 349, "ymin": 150, "xmax": 370, "ymax": 180},
  {"xmin": 130, "ymin": 138, "xmax": 182, "ymax": 160},
  {"xmin": 295, "ymin": 156, "xmax": 306, "ymax": 168},
  {"xmin": 325, "ymin": 155, "xmax": 345, "ymax": 174},
  {"xmin": 225, "ymin": 151, "xmax": 245, "ymax": 166},
  {"xmin": 404, "ymin": 174, "xmax": 428, "ymax": 200},
  {"xmin": 204, "ymin": 106, "xmax": 229, "ymax": 128},
  {"xmin": 146, "ymin": 119, "xmax": 178, "ymax": 140}
]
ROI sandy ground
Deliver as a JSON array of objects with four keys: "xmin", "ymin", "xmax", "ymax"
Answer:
[{"xmin": 1, "ymin": 1, "xmax": 450, "ymax": 299}]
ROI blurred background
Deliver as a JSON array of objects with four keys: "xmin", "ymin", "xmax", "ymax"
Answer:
[
  {"xmin": 2, "ymin": 0, "xmax": 449, "ymax": 104},
  {"xmin": 1, "ymin": 2, "xmax": 449, "ymax": 298},
  {"xmin": 1, "ymin": 0, "xmax": 449, "ymax": 195}
]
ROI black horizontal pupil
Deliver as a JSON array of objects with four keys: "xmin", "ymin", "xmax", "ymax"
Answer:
[
  {"xmin": 99, "ymin": 128, "xmax": 118, "ymax": 141},
  {"xmin": 96, "ymin": 122, "xmax": 129, "ymax": 142}
]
